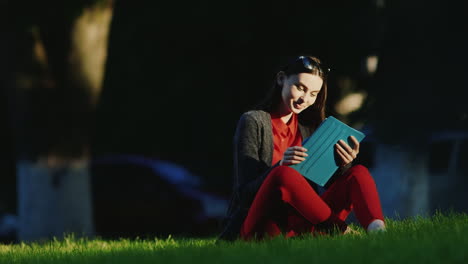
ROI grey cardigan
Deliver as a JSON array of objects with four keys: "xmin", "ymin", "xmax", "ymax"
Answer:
[{"xmin": 218, "ymin": 110, "xmax": 350, "ymax": 241}]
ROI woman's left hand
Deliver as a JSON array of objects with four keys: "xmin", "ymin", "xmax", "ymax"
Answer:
[{"xmin": 334, "ymin": 136, "xmax": 360, "ymax": 167}]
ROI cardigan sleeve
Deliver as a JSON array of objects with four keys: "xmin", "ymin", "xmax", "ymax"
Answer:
[{"xmin": 233, "ymin": 112, "xmax": 272, "ymax": 206}]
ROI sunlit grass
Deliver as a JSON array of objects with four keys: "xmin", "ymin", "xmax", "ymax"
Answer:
[{"xmin": 1, "ymin": 212, "xmax": 467, "ymax": 264}]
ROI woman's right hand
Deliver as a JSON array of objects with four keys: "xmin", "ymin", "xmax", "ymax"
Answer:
[{"xmin": 280, "ymin": 146, "xmax": 308, "ymax": 165}]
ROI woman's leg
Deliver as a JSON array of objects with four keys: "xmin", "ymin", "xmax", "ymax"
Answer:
[
  {"xmin": 321, "ymin": 164, "xmax": 385, "ymax": 230},
  {"xmin": 240, "ymin": 165, "xmax": 342, "ymax": 239}
]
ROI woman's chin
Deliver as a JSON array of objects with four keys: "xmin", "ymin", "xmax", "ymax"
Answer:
[{"xmin": 291, "ymin": 105, "xmax": 305, "ymax": 114}]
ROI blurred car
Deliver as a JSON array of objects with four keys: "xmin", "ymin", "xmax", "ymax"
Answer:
[{"xmin": 91, "ymin": 155, "xmax": 228, "ymax": 238}]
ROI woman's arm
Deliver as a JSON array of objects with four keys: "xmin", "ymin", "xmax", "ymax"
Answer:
[{"xmin": 233, "ymin": 112, "xmax": 271, "ymax": 205}]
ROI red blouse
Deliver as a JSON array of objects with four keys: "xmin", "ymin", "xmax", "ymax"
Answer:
[{"xmin": 270, "ymin": 113, "xmax": 303, "ymax": 165}]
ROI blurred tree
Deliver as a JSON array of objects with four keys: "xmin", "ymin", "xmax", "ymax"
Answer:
[
  {"xmin": 369, "ymin": 0, "xmax": 468, "ymax": 144},
  {"xmin": 0, "ymin": 0, "xmax": 17, "ymax": 217},
  {"xmin": 7, "ymin": 0, "xmax": 113, "ymax": 241},
  {"xmin": 361, "ymin": 0, "xmax": 468, "ymax": 218}
]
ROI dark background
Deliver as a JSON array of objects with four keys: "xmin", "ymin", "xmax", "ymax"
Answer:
[
  {"xmin": 95, "ymin": 0, "xmax": 468, "ymax": 187},
  {"xmin": 1, "ymin": 0, "xmax": 467, "ymax": 237}
]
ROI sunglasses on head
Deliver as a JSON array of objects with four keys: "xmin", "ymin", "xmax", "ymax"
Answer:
[{"xmin": 297, "ymin": 56, "xmax": 331, "ymax": 76}]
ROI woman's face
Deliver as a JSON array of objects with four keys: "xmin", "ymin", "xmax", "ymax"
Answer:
[{"xmin": 279, "ymin": 72, "xmax": 323, "ymax": 115}]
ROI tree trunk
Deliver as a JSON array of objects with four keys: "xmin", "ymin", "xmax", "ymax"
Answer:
[
  {"xmin": 8, "ymin": 1, "xmax": 113, "ymax": 241},
  {"xmin": 371, "ymin": 144, "xmax": 430, "ymax": 219}
]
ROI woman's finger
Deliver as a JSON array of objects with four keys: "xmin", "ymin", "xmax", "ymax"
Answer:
[
  {"xmin": 283, "ymin": 155, "xmax": 306, "ymax": 161},
  {"xmin": 349, "ymin": 136, "xmax": 360, "ymax": 153},
  {"xmin": 283, "ymin": 146, "xmax": 309, "ymax": 165},
  {"xmin": 338, "ymin": 140, "xmax": 353, "ymax": 154},
  {"xmin": 282, "ymin": 158, "xmax": 302, "ymax": 165},
  {"xmin": 292, "ymin": 155, "xmax": 306, "ymax": 161},
  {"xmin": 285, "ymin": 150, "xmax": 308, "ymax": 157},
  {"xmin": 287, "ymin": 146, "xmax": 308, "ymax": 153},
  {"xmin": 291, "ymin": 146, "xmax": 308, "ymax": 152},
  {"xmin": 292, "ymin": 150, "xmax": 308, "ymax": 157},
  {"xmin": 336, "ymin": 143, "xmax": 354, "ymax": 161},
  {"xmin": 335, "ymin": 148, "xmax": 350, "ymax": 166},
  {"xmin": 338, "ymin": 140, "xmax": 357, "ymax": 159},
  {"xmin": 286, "ymin": 146, "xmax": 307, "ymax": 153}
]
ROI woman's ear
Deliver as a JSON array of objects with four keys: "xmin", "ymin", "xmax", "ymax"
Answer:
[{"xmin": 276, "ymin": 71, "xmax": 286, "ymax": 87}]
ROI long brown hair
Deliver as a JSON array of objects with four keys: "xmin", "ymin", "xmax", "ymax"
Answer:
[{"xmin": 256, "ymin": 56, "xmax": 328, "ymax": 129}]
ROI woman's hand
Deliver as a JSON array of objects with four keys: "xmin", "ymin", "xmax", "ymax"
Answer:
[
  {"xmin": 280, "ymin": 146, "xmax": 308, "ymax": 165},
  {"xmin": 335, "ymin": 136, "xmax": 360, "ymax": 167}
]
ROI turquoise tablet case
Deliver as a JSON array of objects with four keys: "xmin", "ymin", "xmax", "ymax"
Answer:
[{"xmin": 289, "ymin": 116, "xmax": 365, "ymax": 187}]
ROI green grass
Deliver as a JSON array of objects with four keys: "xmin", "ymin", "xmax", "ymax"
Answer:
[{"xmin": 1, "ymin": 212, "xmax": 467, "ymax": 263}]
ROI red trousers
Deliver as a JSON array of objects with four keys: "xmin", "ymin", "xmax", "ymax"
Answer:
[{"xmin": 240, "ymin": 165, "xmax": 384, "ymax": 239}]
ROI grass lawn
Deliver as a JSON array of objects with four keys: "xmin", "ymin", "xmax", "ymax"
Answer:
[{"xmin": 0, "ymin": 212, "xmax": 467, "ymax": 264}]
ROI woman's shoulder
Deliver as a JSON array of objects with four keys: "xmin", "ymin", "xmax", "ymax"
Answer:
[
  {"xmin": 239, "ymin": 110, "xmax": 270, "ymax": 122},
  {"xmin": 235, "ymin": 110, "xmax": 271, "ymax": 132}
]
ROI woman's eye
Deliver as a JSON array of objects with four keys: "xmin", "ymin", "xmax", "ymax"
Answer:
[
  {"xmin": 296, "ymin": 86, "xmax": 303, "ymax": 91},
  {"xmin": 310, "ymin": 93, "xmax": 317, "ymax": 97}
]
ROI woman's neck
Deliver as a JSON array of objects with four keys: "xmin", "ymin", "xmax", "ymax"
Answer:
[{"xmin": 274, "ymin": 105, "xmax": 293, "ymax": 124}]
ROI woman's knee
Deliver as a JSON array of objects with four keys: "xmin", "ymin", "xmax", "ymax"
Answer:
[
  {"xmin": 269, "ymin": 165, "xmax": 302, "ymax": 183},
  {"xmin": 347, "ymin": 164, "xmax": 373, "ymax": 181},
  {"xmin": 349, "ymin": 164, "xmax": 369, "ymax": 174}
]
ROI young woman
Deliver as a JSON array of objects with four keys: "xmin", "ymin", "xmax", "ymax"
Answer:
[{"xmin": 219, "ymin": 56, "xmax": 385, "ymax": 241}]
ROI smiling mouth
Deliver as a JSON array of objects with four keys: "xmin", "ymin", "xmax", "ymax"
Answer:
[{"xmin": 293, "ymin": 102, "xmax": 304, "ymax": 109}]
